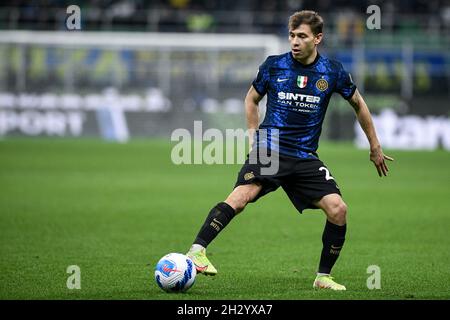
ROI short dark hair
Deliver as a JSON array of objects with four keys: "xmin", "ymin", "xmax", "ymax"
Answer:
[{"xmin": 288, "ymin": 10, "xmax": 323, "ymax": 35}]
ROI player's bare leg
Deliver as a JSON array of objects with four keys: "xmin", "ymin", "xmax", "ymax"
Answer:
[
  {"xmin": 312, "ymin": 193, "xmax": 347, "ymax": 290},
  {"xmin": 316, "ymin": 193, "xmax": 347, "ymax": 226},
  {"xmin": 187, "ymin": 183, "xmax": 262, "ymax": 275},
  {"xmin": 225, "ymin": 183, "xmax": 262, "ymax": 214}
]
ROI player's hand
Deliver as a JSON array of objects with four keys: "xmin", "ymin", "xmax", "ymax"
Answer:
[{"xmin": 370, "ymin": 145, "xmax": 394, "ymax": 177}]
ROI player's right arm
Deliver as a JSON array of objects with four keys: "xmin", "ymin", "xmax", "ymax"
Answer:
[
  {"xmin": 334, "ymin": 61, "xmax": 394, "ymax": 177},
  {"xmin": 348, "ymin": 89, "xmax": 394, "ymax": 177},
  {"xmin": 244, "ymin": 85, "xmax": 263, "ymax": 149}
]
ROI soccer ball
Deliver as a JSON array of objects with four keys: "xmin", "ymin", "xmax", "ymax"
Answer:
[{"xmin": 154, "ymin": 253, "xmax": 197, "ymax": 293}]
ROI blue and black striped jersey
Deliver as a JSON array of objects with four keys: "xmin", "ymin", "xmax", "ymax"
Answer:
[{"xmin": 252, "ymin": 52, "xmax": 356, "ymax": 159}]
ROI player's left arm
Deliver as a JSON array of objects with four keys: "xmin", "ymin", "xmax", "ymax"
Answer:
[{"xmin": 348, "ymin": 89, "xmax": 394, "ymax": 177}]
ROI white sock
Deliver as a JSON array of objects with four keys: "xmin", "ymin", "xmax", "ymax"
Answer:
[
  {"xmin": 190, "ymin": 244, "xmax": 205, "ymax": 252},
  {"xmin": 317, "ymin": 272, "xmax": 330, "ymax": 277}
]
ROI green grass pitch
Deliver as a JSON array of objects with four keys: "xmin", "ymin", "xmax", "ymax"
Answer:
[{"xmin": 0, "ymin": 138, "xmax": 449, "ymax": 300}]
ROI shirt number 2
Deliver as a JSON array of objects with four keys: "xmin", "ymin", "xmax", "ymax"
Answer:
[{"xmin": 319, "ymin": 166, "xmax": 334, "ymax": 181}]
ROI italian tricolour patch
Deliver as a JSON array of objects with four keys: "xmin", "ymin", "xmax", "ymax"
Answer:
[{"xmin": 297, "ymin": 75, "xmax": 308, "ymax": 88}]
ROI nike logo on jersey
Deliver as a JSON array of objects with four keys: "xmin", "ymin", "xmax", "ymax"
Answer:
[{"xmin": 277, "ymin": 78, "xmax": 289, "ymax": 82}]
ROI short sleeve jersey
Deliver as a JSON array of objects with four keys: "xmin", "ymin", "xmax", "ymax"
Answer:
[{"xmin": 252, "ymin": 52, "xmax": 356, "ymax": 159}]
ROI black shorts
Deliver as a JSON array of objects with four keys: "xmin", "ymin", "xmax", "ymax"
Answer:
[{"xmin": 234, "ymin": 151, "xmax": 342, "ymax": 213}]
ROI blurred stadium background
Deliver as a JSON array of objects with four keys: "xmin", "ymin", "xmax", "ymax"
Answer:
[{"xmin": 0, "ymin": 0, "xmax": 449, "ymax": 146}]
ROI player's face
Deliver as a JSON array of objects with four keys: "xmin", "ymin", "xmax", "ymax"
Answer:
[{"xmin": 289, "ymin": 24, "xmax": 322, "ymax": 61}]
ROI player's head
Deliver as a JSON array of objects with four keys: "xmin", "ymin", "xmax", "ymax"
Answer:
[{"xmin": 288, "ymin": 10, "xmax": 323, "ymax": 61}]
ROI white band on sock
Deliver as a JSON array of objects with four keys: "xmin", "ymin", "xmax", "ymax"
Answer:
[
  {"xmin": 191, "ymin": 244, "xmax": 205, "ymax": 252},
  {"xmin": 317, "ymin": 272, "xmax": 330, "ymax": 277}
]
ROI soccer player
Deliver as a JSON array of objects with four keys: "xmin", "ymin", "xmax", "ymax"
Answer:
[{"xmin": 187, "ymin": 10, "xmax": 393, "ymax": 291}]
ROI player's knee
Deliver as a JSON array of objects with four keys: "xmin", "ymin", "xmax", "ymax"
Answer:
[{"xmin": 328, "ymin": 201, "xmax": 347, "ymax": 225}]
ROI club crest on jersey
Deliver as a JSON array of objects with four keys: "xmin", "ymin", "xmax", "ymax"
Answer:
[
  {"xmin": 316, "ymin": 78, "xmax": 329, "ymax": 91},
  {"xmin": 297, "ymin": 75, "xmax": 308, "ymax": 88}
]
